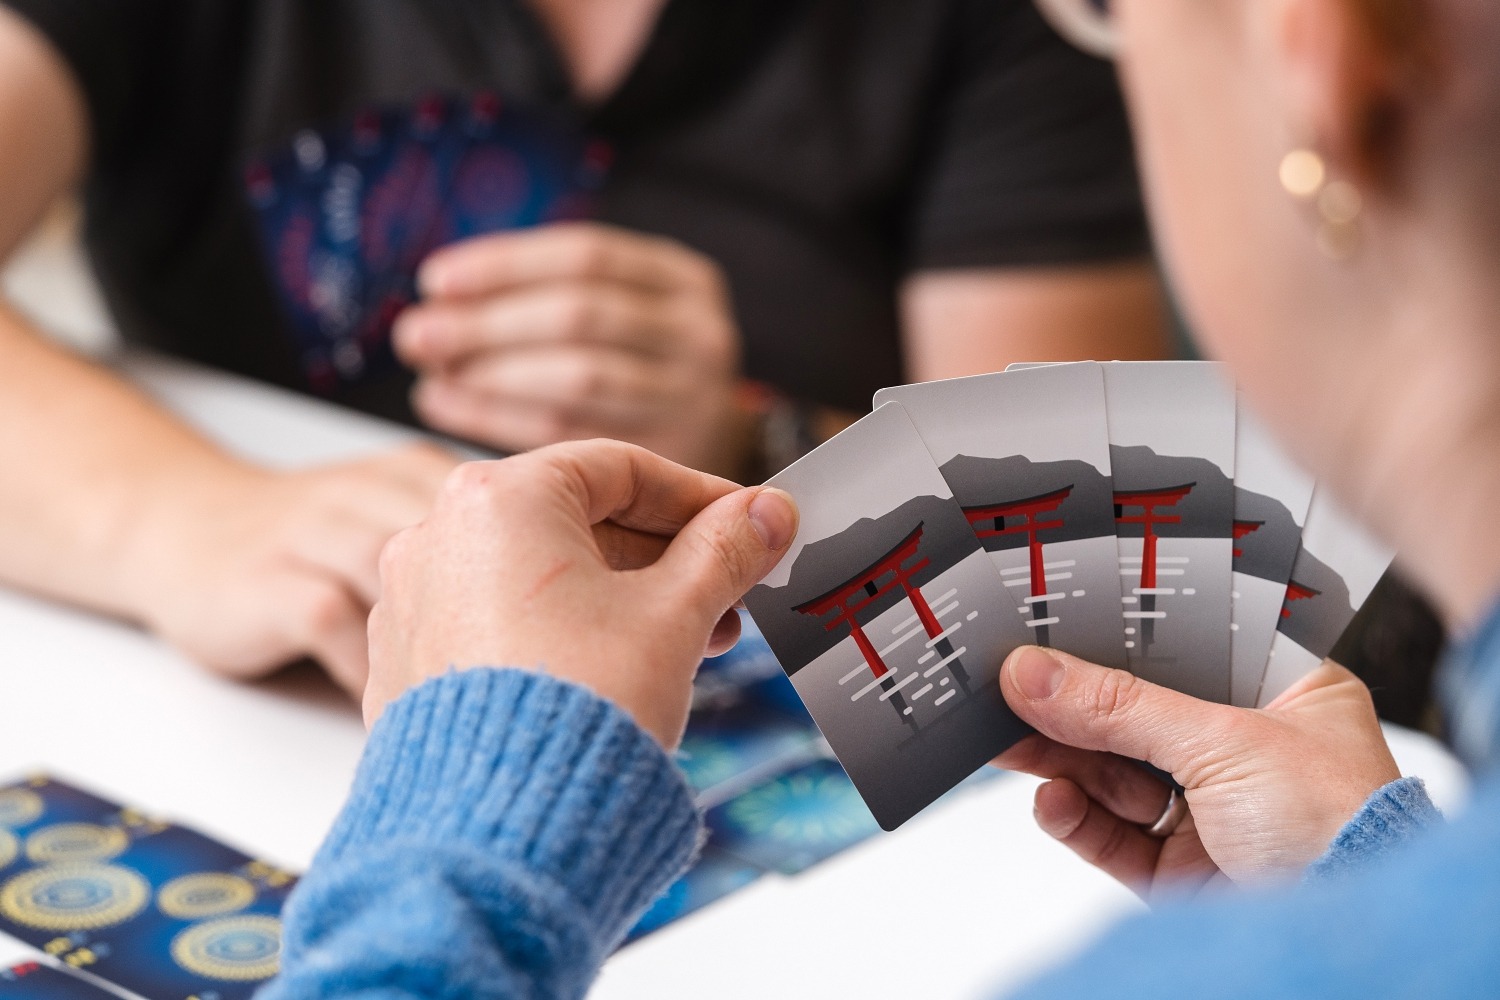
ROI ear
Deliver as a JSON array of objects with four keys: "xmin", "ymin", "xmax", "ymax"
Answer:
[{"xmin": 1273, "ymin": 0, "xmax": 1411, "ymax": 191}]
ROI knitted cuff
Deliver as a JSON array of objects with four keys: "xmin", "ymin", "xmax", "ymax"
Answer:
[
  {"xmin": 1305, "ymin": 776, "xmax": 1442, "ymax": 882},
  {"xmin": 317, "ymin": 668, "xmax": 701, "ymax": 939}
]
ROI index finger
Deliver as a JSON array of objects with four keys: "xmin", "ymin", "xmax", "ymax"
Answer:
[
  {"xmin": 419, "ymin": 222, "xmax": 709, "ymax": 299},
  {"xmin": 508, "ymin": 438, "xmax": 741, "ymax": 538}
]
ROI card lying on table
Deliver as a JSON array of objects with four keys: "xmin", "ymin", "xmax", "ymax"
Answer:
[
  {"xmin": 741, "ymin": 402, "xmax": 1032, "ymax": 831},
  {"xmin": 0, "ymin": 961, "xmax": 124, "ymax": 999},
  {"xmin": 0, "ymin": 775, "xmax": 295, "ymax": 1000}
]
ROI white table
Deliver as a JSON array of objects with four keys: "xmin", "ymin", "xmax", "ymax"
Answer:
[{"xmin": 0, "ymin": 353, "xmax": 1473, "ymax": 1000}]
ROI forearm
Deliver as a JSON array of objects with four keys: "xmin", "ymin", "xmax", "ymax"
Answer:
[
  {"xmin": 900, "ymin": 259, "xmax": 1173, "ymax": 382},
  {"xmin": 264, "ymin": 668, "xmax": 700, "ymax": 1000},
  {"xmin": 0, "ymin": 303, "xmax": 254, "ymax": 619}
]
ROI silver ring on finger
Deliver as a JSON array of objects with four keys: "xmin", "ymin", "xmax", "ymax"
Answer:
[{"xmin": 1144, "ymin": 787, "xmax": 1187, "ymax": 838}]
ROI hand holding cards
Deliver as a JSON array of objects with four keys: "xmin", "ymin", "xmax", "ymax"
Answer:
[
  {"xmin": 743, "ymin": 361, "xmax": 1394, "ymax": 830},
  {"xmin": 244, "ymin": 92, "xmax": 608, "ymax": 393}
]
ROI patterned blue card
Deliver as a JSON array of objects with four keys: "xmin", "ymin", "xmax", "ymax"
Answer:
[{"xmin": 0, "ymin": 776, "xmax": 294, "ymax": 1000}]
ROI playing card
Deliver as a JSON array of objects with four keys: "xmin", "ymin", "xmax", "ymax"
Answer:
[
  {"xmin": 693, "ymin": 613, "xmax": 813, "ymax": 725},
  {"xmin": 0, "ymin": 963, "xmax": 125, "ymax": 999},
  {"xmin": 674, "ymin": 699, "xmax": 824, "ymax": 808},
  {"xmin": 0, "ymin": 775, "xmax": 295, "ymax": 1000},
  {"xmin": 362, "ymin": 94, "xmax": 476, "ymax": 309},
  {"xmin": 876, "ymin": 362, "xmax": 1126, "ymax": 669},
  {"xmin": 703, "ymin": 755, "xmax": 883, "ymax": 874},
  {"xmin": 437, "ymin": 92, "xmax": 607, "ymax": 244},
  {"xmin": 1229, "ymin": 398, "xmax": 1316, "ymax": 706},
  {"xmin": 1256, "ymin": 491, "xmax": 1395, "ymax": 706},
  {"xmin": 1102, "ymin": 361, "xmax": 1237, "ymax": 703},
  {"xmin": 741, "ymin": 402, "xmax": 1031, "ymax": 830},
  {"xmin": 244, "ymin": 132, "xmax": 348, "ymax": 391},
  {"xmin": 244, "ymin": 91, "xmax": 607, "ymax": 397},
  {"xmin": 624, "ymin": 848, "xmax": 764, "ymax": 944}
]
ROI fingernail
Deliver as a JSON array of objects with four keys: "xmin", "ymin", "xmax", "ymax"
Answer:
[
  {"xmin": 1012, "ymin": 646, "xmax": 1065, "ymax": 701},
  {"xmin": 748, "ymin": 489, "xmax": 797, "ymax": 550}
]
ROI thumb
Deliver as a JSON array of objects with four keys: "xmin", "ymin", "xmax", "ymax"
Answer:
[
  {"xmin": 654, "ymin": 487, "xmax": 798, "ymax": 624},
  {"xmin": 1000, "ymin": 645, "xmax": 1236, "ymax": 780}
]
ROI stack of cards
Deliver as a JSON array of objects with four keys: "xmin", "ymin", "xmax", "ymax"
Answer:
[
  {"xmin": 243, "ymin": 92, "xmax": 608, "ymax": 393},
  {"xmin": 0, "ymin": 775, "xmax": 295, "ymax": 999},
  {"xmin": 742, "ymin": 361, "xmax": 1395, "ymax": 830},
  {"xmin": 626, "ymin": 622, "xmax": 996, "ymax": 943}
]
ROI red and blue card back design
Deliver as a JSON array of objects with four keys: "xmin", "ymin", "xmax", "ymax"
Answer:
[{"xmin": 243, "ymin": 92, "xmax": 609, "ymax": 395}]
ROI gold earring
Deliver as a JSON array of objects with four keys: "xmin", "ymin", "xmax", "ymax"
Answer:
[{"xmin": 1279, "ymin": 148, "xmax": 1363, "ymax": 261}]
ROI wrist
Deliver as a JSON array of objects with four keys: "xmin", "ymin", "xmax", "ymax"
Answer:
[
  {"xmin": 104, "ymin": 453, "xmax": 269, "ymax": 627},
  {"xmin": 325, "ymin": 669, "xmax": 701, "ymax": 944}
]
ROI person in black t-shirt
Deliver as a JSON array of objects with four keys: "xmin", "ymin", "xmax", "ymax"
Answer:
[{"xmin": 0, "ymin": 0, "xmax": 1169, "ymax": 691}]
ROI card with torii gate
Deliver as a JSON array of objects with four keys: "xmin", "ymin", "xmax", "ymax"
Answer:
[
  {"xmin": 741, "ymin": 402, "xmax": 1031, "ymax": 830},
  {"xmin": 745, "ymin": 362, "xmax": 1394, "ymax": 831},
  {"xmin": 1228, "ymin": 398, "xmax": 1317, "ymax": 707},
  {"xmin": 876, "ymin": 362, "xmax": 1125, "ymax": 671},
  {"xmin": 1098, "ymin": 361, "xmax": 1239, "ymax": 704},
  {"xmin": 1256, "ymin": 488, "xmax": 1394, "ymax": 706}
]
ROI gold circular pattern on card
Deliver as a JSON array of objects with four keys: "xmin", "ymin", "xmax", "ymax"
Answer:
[
  {"xmin": 0, "ymin": 863, "xmax": 150, "ymax": 930},
  {"xmin": 24, "ymin": 823, "xmax": 129, "ymax": 864},
  {"xmin": 0, "ymin": 830, "xmax": 17, "ymax": 870},
  {"xmin": 171, "ymin": 915, "xmax": 283, "ymax": 981},
  {"xmin": 157, "ymin": 873, "xmax": 257, "ymax": 920},
  {"xmin": 0, "ymin": 789, "xmax": 44, "ymax": 830}
]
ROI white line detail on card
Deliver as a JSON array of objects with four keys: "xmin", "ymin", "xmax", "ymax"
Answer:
[
  {"xmin": 923, "ymin": 647, "xmax": 969, "ymax": 677},
  {"xmin": 850, "ymin": 669, "xmax": 899, "ymax": 701},
  {"xmin": 878, "ymin": 672, "xmax": 921, "ymax": 701}
]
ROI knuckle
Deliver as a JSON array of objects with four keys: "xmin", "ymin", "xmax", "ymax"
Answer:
[
  {"xmin": 1087, "ymin": 668, "xmax": 1143, "ymax": 727},
  {"xmin": 438, "ymin": 460, "xmax": 516, "ymax": 511},
  {"xmin": 301, "ymin": 584, "xmax": 353, "ymax": 639},
  {"xmin": 689, "ymin": 521, "xmax": 755, "ymax": 595},
  {"xmin": 1089, "ymin": 813, "xmax": 1131, "ymax": 864},
  {"xmin": 568, "ymin": 229, "xmax": 613, "ymax": 276},
  {"xmin": 556, "ymin": 295, "xmax": 596, "ymax": 342},
  {"xmin": 560, "ymin": 358, "xmax": 607, "ymax": 400},
  {"xmin": 377, "ymin": 525, "xmax": 415, "ymax": 580},
  {"xmin": 441, "ymin": 460, "xmax": 495, "ymax": 497}
]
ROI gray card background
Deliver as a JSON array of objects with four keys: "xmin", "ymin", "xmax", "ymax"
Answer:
[
  {"xmin": 1229, "ymin": 398, "xmax": 1316, "ymax": 705},
  {"xmin": 743, "ymin": 402, "xmax": 1030, "ymax": 829},
  {"xmin": 876, "ymin": 363, "xmax": 1125, "ymax": 669},
  {"xmin": 1103, "ymin": 362, "xmax": 1237, "ymax": 703}
]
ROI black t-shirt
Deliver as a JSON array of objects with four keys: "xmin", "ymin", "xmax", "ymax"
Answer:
[{"xmin": 6, "ymin": 0, "xmax": 1148, "ymax": 418}]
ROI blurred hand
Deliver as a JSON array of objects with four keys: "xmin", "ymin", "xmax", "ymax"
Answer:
[
  {"xmin": 365, "ymin": 440, "xmax": 797, "ymax": 746},
  {"xmin": 134, "ymin": 443, "xmax": 458, "ymax": 695},
  {"xmin": 993, "ymin": 646, "xmax": 1401, "ymax": 899},
  {"xmin": 394, "ymin": 222, "xmax": 744, "ymax": 475}
]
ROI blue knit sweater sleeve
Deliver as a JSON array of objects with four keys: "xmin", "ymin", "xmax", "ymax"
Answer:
[
  {"xmin": 1305, "ymin": 776, "xmax": 1441, "ymax": 881},
  {"xmin": 259, "ymin": 668, "xmax": 700, "ymax": 1000}
]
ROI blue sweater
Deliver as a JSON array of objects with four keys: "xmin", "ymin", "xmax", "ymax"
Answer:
[{"xmin": 262, "ymin": 603, "xmax": 1500, "ymax": 1000}]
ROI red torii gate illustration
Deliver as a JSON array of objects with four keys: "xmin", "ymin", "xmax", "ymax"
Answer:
[
  {"xmin": 793, "ymin": 522, "xmax": 946, "ymax": 681},
  {"xmin": 1115, "ymin": 483, "xmax": 1196, "ymax": 589},
  {"xmin": 961, "ymin": 485, "xmax": 1073, "ymax": 598},
  {"xmin": 1232, "ymin": 519, "xmax": 1264, "ymax": 559},
  {"xmin": 1281, "ymin": 579, "xmax": 1321, "ymax": 619}
]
